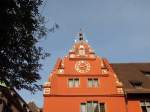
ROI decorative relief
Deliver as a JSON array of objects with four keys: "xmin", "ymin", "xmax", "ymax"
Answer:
[
  {"xmin": 70, "ymin": 54, "xmax": 75, "ymax": 58},
  {"xmin": 44, "ymin": 82, "xmax": 51, "ymax": 87},
  {"xmin": 43, "ymin": 82, "xmax": 51, "ymax": 95},
  {"xmin": 44, "ymin": 88, "xmax": 50, "ymax": 94},
  {"xmin": 101, "ymin": 68, "xmax": 108, "ymax": 74},
  {"xmin": 116, "ymin": 81, "xmax": 123, "ymax": 87},
  {"xmin": 57, "ymin": 69, "xmax": 64, "ymax": 74},
  {"xmin": 117, "ymin": 88, "xmax": 124, "ymax": 94}
]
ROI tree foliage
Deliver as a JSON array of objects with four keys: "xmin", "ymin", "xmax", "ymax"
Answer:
[{"xmin": 0, "ymin": 0, "xmax": 49, "ymax": 92}]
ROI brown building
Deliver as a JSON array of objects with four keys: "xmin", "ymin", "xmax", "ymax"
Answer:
[
  {"xmin": 28, "ymin": 101, "xmax": 42, "ymax": 112},
  {"xmin": 0, "ymin": 85, "xmax": 32, "ymax": 112},
  {"xmin": 111, "ymin": 63, "xmax": 150, "ymax": 112}
]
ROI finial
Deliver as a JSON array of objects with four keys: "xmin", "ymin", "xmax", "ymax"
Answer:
[
  {"xmin": 79, "ymin": 32, "xmax": 83, "ymax": 40},
  {"xmin": 79, "ymin": 29, "xmax": 84, "ymax": 41}
]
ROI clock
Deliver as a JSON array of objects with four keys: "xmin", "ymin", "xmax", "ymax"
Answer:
[{"xmin": 75, "ymin": 60, "xmax": 90, "ymax": 73}]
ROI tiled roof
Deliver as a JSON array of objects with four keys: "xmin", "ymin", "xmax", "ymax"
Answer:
[{"xmin": 111, "ymin": 63, "xmax": 150, "ymax": 94}]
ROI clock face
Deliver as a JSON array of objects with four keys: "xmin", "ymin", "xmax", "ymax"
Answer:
[{"xmin": 75, "ymin": 60, "xmax": 90, "ymax": 73}]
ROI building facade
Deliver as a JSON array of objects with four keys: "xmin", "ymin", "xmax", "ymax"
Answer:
[
  {"xmin": 0, "ymin": 86, "xmax": 31, "ymax": 112},
  {"xmin": 43, "ymin": 33, "xmax": 150, "ymax": 112},
  {"xmin": 112, "ymin": 63, "xmax": 150, "ymax": 112}
]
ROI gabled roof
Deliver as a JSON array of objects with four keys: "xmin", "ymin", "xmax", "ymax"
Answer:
[{"xmin": 111, "ymin": 63, "xmax": 150, "ymax": 94}]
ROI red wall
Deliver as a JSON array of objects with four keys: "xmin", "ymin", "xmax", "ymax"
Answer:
[
  {"xmin": 43, "ymin": 39, "xmax": 143, "ymax": 112},
  {"xmin": 127, "ymin": 100, "xmax": 142, "ymax": 112},
  {"xmin": 44, "ymin": 96, "xmax": 126, "ymax": 112}
]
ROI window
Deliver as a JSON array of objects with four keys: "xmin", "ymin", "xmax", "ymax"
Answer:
[
  {"xmin": 88, "ymin": 78, "xmax": 99, "ymax": 88},
  {"xmin": 141, "ymin": 101, "xmax": 150, "ymax": 112},
  {"xmin": 129, "ymin": 80, "xmax": 143, "ymax": 89},
  {"xmin": 142, "ymin": 71, "xmax": 150, "ymax": 77},
  {"xmin": 88, "ymin": 79, "xmax": 93, "ymax": 87},
  {"xmin": 74, "ymin": 78, "xmax": 79, "ymax": 87},
  {"xmin": 68, "ymin": 78, "xmax": 79, "ymax": 88},
  {"xmin": 80, "ymin": 101, "xmax": 105, "ymax": 112},
  {"xmin": 93, "ymin": 102, "xmax": 99, "ymax": 112},
  {"xmin": 100, "ymin": 103, "xmax": 105, "ymax": 112},
  {"xmin": 87, "ymin": 101, "xmax": 93, "ymax": 112},
  {"xmin": 81, "ymin": 103, "xmax": 86, "ymax": 112},
  {"xmin": 68, "ymin": 79, "xmax": 74, "ymax": 88},
  {"xmin": 93, "ymin": 79, "xmax": 99, "ymax": 88}
]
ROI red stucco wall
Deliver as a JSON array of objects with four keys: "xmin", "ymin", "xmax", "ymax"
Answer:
[{"xmin": 43, "ymin": 37, "xmax": 143, "ymax": 112}]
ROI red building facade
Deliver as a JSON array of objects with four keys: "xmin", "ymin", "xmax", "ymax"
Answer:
[{"xmin": 43, "ymin": 33, "xmax": 150, "ymax": 112}]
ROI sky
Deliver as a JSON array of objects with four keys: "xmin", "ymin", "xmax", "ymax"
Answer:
[{"xmin": 19, "ymin": 0, "xmax": 150, "ymax": 107}]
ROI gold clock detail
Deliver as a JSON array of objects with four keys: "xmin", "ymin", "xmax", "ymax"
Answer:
[{"xmin": 75, "ymin": 60, "xmax": 91, "ymax": 73}]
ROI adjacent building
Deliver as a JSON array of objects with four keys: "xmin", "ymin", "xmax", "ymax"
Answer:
[
  {"xmin": 112, "ymin": 63, "xmax": 150, "ymax": 112},
  {"xmin": 0, "ymin": 85, "xmax": 31, "ymax": 112},
  {"xmin": 43, "ymin": 33, "xmax": 150, "ymax": 112},
  {"xmin": 0, "ymin": 82, "xmax": 41, "ymax": 112}
]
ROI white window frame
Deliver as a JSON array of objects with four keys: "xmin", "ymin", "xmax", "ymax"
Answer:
[
  {"xmin": 68, "ymin": 78, "xmax": 80, "ymax": 88},
  {"xmin": 140, "ymin": 100, "xmax": 150, "ymax": 112},
  {"xmin": 80, "ymin": 101, "xmax": 105, "ymax": 112},
  {"xmin": 88, "ymin": 78, "xmax": 99, "ymax": 88}
]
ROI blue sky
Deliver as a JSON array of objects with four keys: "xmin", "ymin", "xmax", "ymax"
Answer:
[{"xmin": 19, "ymin": 0, "xmax": 150, "ymax": 107}]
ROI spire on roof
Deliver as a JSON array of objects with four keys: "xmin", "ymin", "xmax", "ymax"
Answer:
[
  {"xmin": 79, "ymin": 32, "xmax": 83, "ymax": 41},
  {"xmin": 79, "ymin": 28, "xmax": 84, "ymax": 41}
]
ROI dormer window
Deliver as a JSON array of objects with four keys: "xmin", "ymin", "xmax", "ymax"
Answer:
[
  {"xmin": 140, "ymin": 100, "xmax": 150, "ymax": 112},
  {"xmin": 142, "ymin": 71, "xmax": 150, "ymax": 77},
  {"xmin": 129, "ymin": 80, "xmax": 143, "ymax": 89}
]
